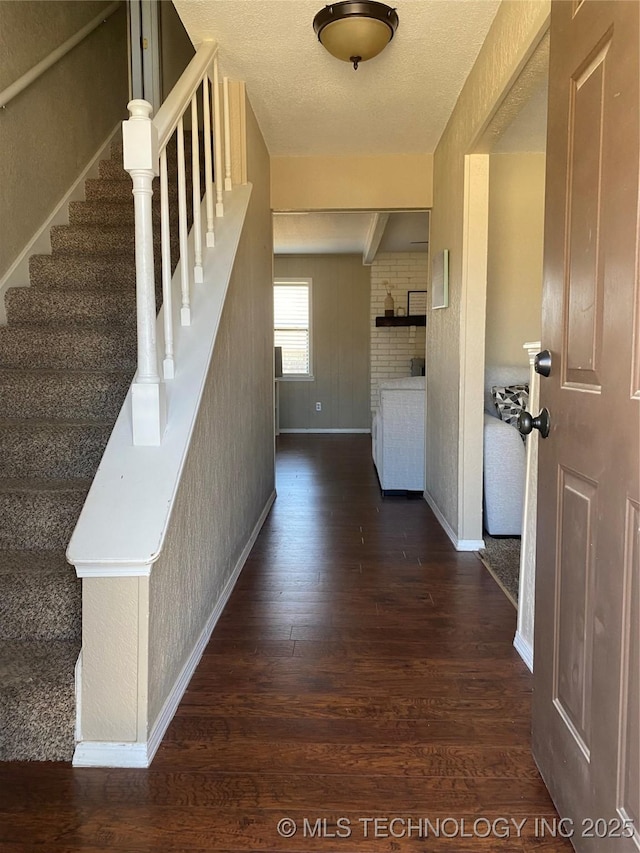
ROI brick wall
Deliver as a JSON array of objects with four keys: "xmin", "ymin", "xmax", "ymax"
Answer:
[{"xmin": 370, "ymin": 253, "xmax": 428, "ymax": 411}]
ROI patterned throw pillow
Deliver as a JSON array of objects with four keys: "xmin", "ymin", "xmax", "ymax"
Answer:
[{"xmin": 491, "ymin": 384, "xmax": 529, "ymax": 428}]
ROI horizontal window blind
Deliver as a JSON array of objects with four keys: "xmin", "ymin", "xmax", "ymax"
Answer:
[{"xmin": 274, "ymin": 283, "xmax": 311, "ymax": 375}]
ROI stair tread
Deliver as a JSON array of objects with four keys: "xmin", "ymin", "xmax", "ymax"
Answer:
[
  {"xmin": 0, "ymin": 331, "xmax": 136, "ymax": 371},
  {"xmin": 7, "ymin": 287, "xmax": 136, "ymax": 302},
  {"xmin": 0, "ymin": 638, "xmax": 79, "ymax": 685},
  {"xmin": 0, "ymin": 366, "xmax": 131, "ymax": 377},
  {"xmin": 31, "ymin": 251, "xmax": 137, "ymax": 265},
  {"xmin": 51, "ymin": 223, "xmax": 153, "ymax": 235},
  {"xmin": 0, "ymin": 550, "xmax": 71, "ymax": 576},
  {"xmin": 0, "ymin": 418, "xmax": 112, "ymax": 428},
  {"xmin": 0, "ymin": 636, "xmax": 79, "ymax": 760},
  {"xmin": 0, "ymin": 477, "xmax": 91, "ymax": 493},
  {"xmin": 9, "ymin": 283, "xmax": 135, "ymax": 293},
  {"xmin": 5, "ymin": 288, "xmax": 138, "ymax": 325},
  {"xmin": 0, "ymin": 320, "xmax": 133, "ymax": 338},
  {"xmin": 0, "ymin": 323, "xmax": 132, "ymax": 334}
]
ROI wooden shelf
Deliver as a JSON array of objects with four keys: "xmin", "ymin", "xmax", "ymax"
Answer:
[{"xmin": 375, "ymin": 315, "xmax": 426, "ymax": 327}]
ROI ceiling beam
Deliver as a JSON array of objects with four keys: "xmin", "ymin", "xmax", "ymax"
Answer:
[{"xmin": 362, "ymin": 212, "xmax": 390, "ymax": 265}]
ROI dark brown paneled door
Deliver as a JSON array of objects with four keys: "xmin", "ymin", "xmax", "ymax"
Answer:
[{"xmin": 533, "ymin": 1, "xmax": 639, "ymax": 850}]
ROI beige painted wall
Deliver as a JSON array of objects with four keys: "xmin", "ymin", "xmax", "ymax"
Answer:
[
  {"xmin": 147, "ymin": 96, "xmax": 274, "ymax": 728},
  {"xmin": 272, "ymin": 154, "xmax": 433, "ymax": 211},
  {"xmin": 0, "ymin": 1, "xmax": 129, "ymax": 279},
  {"xmin": 486, "ymin": 153, "xmax": 545, "ymax": 368},
  {"xmin": 426, "ymin": 0, "xmax": 550, "ymax": 544},
  {"xmin": 159, "ymin": 0, "xmax": 195, "ymax": 100},
  {"xmin": 275, "ymin": 254, "xmax": 370, "ymax": 431}
]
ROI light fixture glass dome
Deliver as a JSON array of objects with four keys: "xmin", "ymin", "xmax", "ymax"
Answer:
[{"xmin": 313, "ymin": 2, "xmax": 399, "ymax": 70}]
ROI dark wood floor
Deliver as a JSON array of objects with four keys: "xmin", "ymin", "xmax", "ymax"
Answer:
[{"xmin": 0, "ymin": 435, "xmax": 572, "ymax": 851}]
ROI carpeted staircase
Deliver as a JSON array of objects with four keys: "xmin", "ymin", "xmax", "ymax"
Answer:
[{"xmin": 0, "ymin": 133, "xmax": 195, "ymax": 761}]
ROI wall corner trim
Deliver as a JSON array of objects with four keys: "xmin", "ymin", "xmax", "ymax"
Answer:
[
  {"xmin": 423, "ymin": 490, "xmax": 484, "ymax": 552},
  {"xmin": 72, "ymin": 490, "xmax": 276, "ymax": 769},
  {"xmin": 513, "ymin": 631, "xmax": 534, "ymax": 673}
]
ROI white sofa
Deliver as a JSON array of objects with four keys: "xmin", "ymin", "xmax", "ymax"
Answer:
[
  {"xmin": 372, "ymin": 377, "xmax": 425, "ymax": 493},
  {"xmin": 483, "ymin": 366, "xmax": 529, "ymax": 535}
]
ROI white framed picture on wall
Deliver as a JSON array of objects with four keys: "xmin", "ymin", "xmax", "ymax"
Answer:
[
  {"xmin": 407, "ymin": 290, "xmax": 427, "ymax": 316},
  {"xmin": 432, "ymin": 249, "xmax": 449, "ymax": 309}
]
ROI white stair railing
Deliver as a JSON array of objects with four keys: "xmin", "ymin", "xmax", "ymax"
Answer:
[{"xmin": 122, "ymin": 42, "xmax": 233, "ymax": 445}]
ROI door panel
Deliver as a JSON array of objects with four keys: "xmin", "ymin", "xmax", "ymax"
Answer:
[
  {"xmin": 565, "ymin": 38, "xmax": 609, "ymax": 387},
  {"xmin": 618, "ymin": 500, "xmax": 639, "ymax": 845},
  {"xmin": 554, "ymin": 469, "xmax": 596, "ymax": 757},
  {"xmin": 534, "ymin": 2, "xmax": 639, "ymax": 850}
]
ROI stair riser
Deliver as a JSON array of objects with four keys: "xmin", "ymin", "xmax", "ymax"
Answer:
[
  {"xmin": 0, "ymin": 572, "xmax": 81, "ymax": 641},
  {"xmin": 0, "ymin": 425, "xmax": 111, "ymax": 480},
  {"xmin": 29, "ymin": 254, "xmax": 147, "ymax": 289},
  {"xmin": 85, "ymin": 178, "xmax": 181, "ymax": 203},
  {"xmin": 50, "ymin": 226, "xmax": 178, "ymax": 258},
  {"xmin": 0, "ymin": 375, "xmax": 131, "ymax": 420},
  {"xmin": 0, "ymin": 642, "xmax": 77, "ymax": 760},
  {"xmin": 69, "ymin": 200, "xmax": 184, "ymax": 228},
  {"xmin": 0, "ymin": 331, "xmax": 136, "ymax": 370},
  {"xmin": 0, "ymin": 489, "xmax": 87, "ymax": 550},
  {"xmin": 69, "ymin": 203, "xmax": 189, "ymax": 232},
  {"xmin": 5, "ymin": 289, "xmax": 137, "ymax": 328},
  {"xmin": 99, "ymin": 157, "xmax": 197, "ymax": 182}
]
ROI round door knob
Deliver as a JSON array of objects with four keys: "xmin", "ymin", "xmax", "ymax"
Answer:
[
  {"xmin": 534, "ymin": 349, "xmax": 552, "ymax": 377},
  {"xmin": 518, "ymin": 407, "xmax": 551, "ymax": 439}
]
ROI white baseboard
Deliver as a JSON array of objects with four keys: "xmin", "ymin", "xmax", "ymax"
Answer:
[
  {"xmin": 0, "ymin": 123, "xmax": 121, "ymax": 325},
  {"xmin": 423, "ymin": 489, "xmax": 484, "ymax": 552},
  {"xmin": 279, "ymin": 428, "xmax": 371, "ymax": 434},
  {"xmin": 513, "ymin": 631, "xmax": 534, "ymax": 672},
  {"xmin": 73, "ymin": 740, "xmax": 150, "ymax": 768},
  {"xmin": 72, "ymin": 490, "xmax": 276, "ymax": 768},
  {"xmin": 144, "ymin": 489, "xmax": 276, "ymax": 764}
]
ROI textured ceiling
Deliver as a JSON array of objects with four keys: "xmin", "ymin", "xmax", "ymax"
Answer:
[
  {"xmin": 478, "ymin": 31, "xmax": 549, "ymax": 154},
  {"xmin": 273, "ymin": 211, "xmax": 429, "ymax": 256},
  {"xmin": 173, "ymin": 0, "xmax": 501, "ymax": 156},
  {"xmin": 273, "ymin": 212, "xmax": 373, "ymax": 254},
  {"xmin": 492, "ymin": 81, "xmax": 548, "ymax": 153},
  {"xmin": 379, "ymin": 211, "xmax": 429, "ymax": 252}
]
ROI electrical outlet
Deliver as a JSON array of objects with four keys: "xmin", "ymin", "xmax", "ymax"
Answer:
[{"xmin": 315, "ymin": 402, "xmax": 322, "ymax": 412}]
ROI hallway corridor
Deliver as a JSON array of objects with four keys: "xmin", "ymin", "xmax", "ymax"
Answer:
[{"xmin": 0, "ymin": 435, "xmax": 571, "ymax": 851}]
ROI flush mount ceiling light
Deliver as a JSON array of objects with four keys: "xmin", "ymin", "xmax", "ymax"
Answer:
[{"xmin": 313, "ymin": 1, "xmax": 399, "ymax": 70}]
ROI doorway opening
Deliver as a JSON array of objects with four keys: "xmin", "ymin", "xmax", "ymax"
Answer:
[
  {"xmin": 271, "ymin": 210, "xmax": 430, "ymax": 453},
  {"xmin": 461, "ymin": 32, "xmax": 549, "ymax": 661}
]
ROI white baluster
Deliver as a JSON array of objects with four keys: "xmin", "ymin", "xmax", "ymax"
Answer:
[
  {"xmin": 191, "ymin": 95, "xmax": 203, "ymax": 284},
  {"xmin": 122, "ymin": 99, "xmax": 166, "ymax": 446},
  {"xmin": 213, "ymin": 57, "xmax": 224, "ymax": 217},
  {"xmin": 223, "ymin": 76, "xmax": 232, "ymax": 191},
  {"xmin": 159, "ymin": 149, "xmax": 174, "ymax": 380},
  {"xmin": 202, "ymin": 74, "xmax": 215, "ymax": 247},
  {"xmin": 177, "ymin": 116, "xmax": 191, "ymax": 326}
]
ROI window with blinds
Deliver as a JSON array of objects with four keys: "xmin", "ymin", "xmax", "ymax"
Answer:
[{"xmin": 274, "ymin": 279, "xmax": 312, "ymax": 377}]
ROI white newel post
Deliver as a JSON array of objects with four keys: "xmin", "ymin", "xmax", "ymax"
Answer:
[
  {"xmin": 514, "ymin": 340, "xmax": 542, "ymax": 672},
  {"xmin": 123, "ymin": 99, "xmax": 166, "ymax": 446}
]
